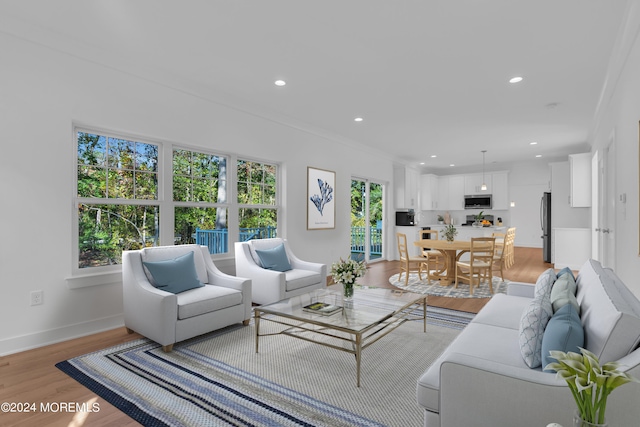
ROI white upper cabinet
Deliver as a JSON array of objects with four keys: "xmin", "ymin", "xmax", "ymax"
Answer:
[
  {"xmin": 420, "ymin": 174, "xmax": 439, "ymax": 210},
  {"xmin": 437, "ymin": 176, "xmax": 449, "ymax": 211},
  {"xmin": 394, "ymin": 165, "xmax": 420, "ymax": 209},
  {"xmin": 448, "ymin": 175, "xmax": 465, "ymax": 210},
  {"xmin": 464, "ymin": 173, "xmax": 492, "ymax": 195},
  {"xmin": 420, "ymin": 171, "xmax": 507, "ymax": 211},
  {"xmin": 491, "ymin": 171, "xmax": 509, "ymax": 210},
  {"xmin": 569, "ymin": 153, "xmax": 591, "ymax": 207}
]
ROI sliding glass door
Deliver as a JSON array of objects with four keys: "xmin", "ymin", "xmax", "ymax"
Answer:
[{"xmin": 351, "ymin": 178, "xmax": 384, "ymax": 262}]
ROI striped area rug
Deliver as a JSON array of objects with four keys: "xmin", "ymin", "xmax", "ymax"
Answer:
[{"xmin": 57, "ymin": 306, "xmax": 472, "ymax": 427}]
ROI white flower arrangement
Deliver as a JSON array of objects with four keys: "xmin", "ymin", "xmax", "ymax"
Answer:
[
  {"xmin": 330, "ymin": 257, "xmax": 367, "ymax": 285},
  {"xmin": 545, "ymin": 347, "xmax": 638, "ymax": 424}
]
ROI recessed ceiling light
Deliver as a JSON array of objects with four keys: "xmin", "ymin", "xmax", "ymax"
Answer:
[
  {"xmin": 274, "ymin": 80, "xmax": 286, "ymax": 86},
  {"xmin": 535, "ymin": 154, "xmax": 542, "ymax": 158},
  {"xmin": 420, "ymin": 162, "xmax": 425, "ymax": 165},
  {"xmin": 509, "ymin": 76, "xmax": 524, "ymax": 83},
  {"xmin": 449, "ymin": 164, "xmax": 455, "ymax": 167},
  {"xmin": 530, "ymin": 141, "xmax": 538, "ymax": 145},
  {"xmin": 354, "ymin": 117, "xmax": 363, "ymax": 122},
  {"xmin": 431, "ymin": 155, "xmax": 437, "ymax": 158}
]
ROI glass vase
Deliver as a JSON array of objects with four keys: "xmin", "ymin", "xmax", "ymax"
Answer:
[
  {"xmin": 342, "ymin": 282, "xmax": 354, "ymax": 301},
  {"xmin": 573, "ymin": 411, "xmax": 608, "ymax": 427}
]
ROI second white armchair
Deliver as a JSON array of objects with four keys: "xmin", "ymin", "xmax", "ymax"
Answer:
[{"xmin": 235, "ymin": 238, "xmax": 327, "ymax": 305}]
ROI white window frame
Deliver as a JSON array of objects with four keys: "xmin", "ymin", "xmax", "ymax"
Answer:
[{"xmin": 69, "ymin": 125, "xmax": 281, "ymax": 286}]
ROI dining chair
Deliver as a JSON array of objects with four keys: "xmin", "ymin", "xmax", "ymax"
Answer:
[
  {"xmin": 396, "ymin": 232, "xmax": 425, "ymax": 285},
  {"xmin": 454, "ymin": 237, "xmax": 496, "ymax": 295},
  {"xmin": 420, "ymin": 229, "xmax": 446, "ymax": 280},
  {"xmin": 505, "ymin": 227, "xmax": 516, "ymax": 268}
]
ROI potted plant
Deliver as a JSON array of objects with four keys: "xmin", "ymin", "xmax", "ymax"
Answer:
[
  {"xmin": 545, "ymin": 348, "xmax": 638, "ymax": 426},
  {"xmin": 443, "ymin": 224, "xmax": 457, "ymax": 242},
  {"xmin": 437, "ymin": 215, "xmax": 444, "ymax": 224},
  {"xmin": 473, "ymin": 211, "xmax": 484, "ymax": 227}
]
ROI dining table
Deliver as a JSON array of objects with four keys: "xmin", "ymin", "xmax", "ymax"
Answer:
[{"xmin": 413, "ymin": 239, "xmax": 486, "ymax": 286}]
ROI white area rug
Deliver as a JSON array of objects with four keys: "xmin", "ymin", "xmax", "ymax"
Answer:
[{"xmin": 389, "ymin": 272, "xmax": 508, "ymax": 298}]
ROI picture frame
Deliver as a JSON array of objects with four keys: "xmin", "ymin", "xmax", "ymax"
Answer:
[{"xmin": 307, "ymin": 167, "xmax": 335, "ymax": 230}]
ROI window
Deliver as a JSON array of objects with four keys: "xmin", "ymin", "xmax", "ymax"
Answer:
[
  {"xmin": 75, "ymin": 131, "xmax": 159, "ymax": 270},
  {"xmin": 173, "ymin": 149, "xmax": 229, "ymax": 253},
  {"xmin": 74, "ymin": 127, "xmax": 280, "ymax": 273},
  {"xmin": 237, "ymin": 159, "xmax": 278, "ymax": 240}
]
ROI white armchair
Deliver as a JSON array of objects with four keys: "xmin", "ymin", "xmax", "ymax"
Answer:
[
  {"xmin": 235, "ymin": 238, "xmax": 327, "ymax": 305},
  {"xmin": 122, "ymin": 244, "xmax": 252, "ymax": 352}
]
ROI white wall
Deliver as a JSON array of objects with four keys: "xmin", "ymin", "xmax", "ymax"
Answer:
[
  {"xmin": 0, "ymin": 34, "xmax": 394, "ymax": 355},
  {"xmin": 589, "ymin": 1, "xmax": 640, "ymax": 296}
]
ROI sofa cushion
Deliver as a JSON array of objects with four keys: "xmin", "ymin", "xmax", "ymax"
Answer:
[
  {"xmin": 534, "ymin": 268, "xmax": 556, "ymax": 299},
  {"xmin": 577, "ymin": 259, "xmax": 640, "ymax": 362},
  {"xmin": 471, "ymin": 293, "xmax": 531, "ymax": 330},
  {"xmin": 541, "ymin": 304, "xmax": 584, "ymax": 370},
  {"xmin": 177, "ymin": 285, "xmax": 243, "ymax": 320},
  {"xmin": 416, "ymin": 323, "xmax": 524, "ymax": 413},
  {"xmin": 142, "ymin": 251, "xmax": 204, "ymax": 294},
  {"xmin": 255, "ymin": 243, "xmax": 292, "ymax": 272},
  {"xmin": 550, "ymin": 274, "xmax": 579, "ymax": 314},
  {"xmin": 284, "ymin": 269, "xmax": 321, "ymax": 291},
  {"xmin": 518, "ymin": 296, "xmax": 553, "ymax": 368}
]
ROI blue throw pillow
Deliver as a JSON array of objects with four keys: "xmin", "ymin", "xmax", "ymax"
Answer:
[
  {"xmin": 541, "ymin": 304, "xmax": 584, "ymax": 370},
  {"xmin": 556, "ymin": 266, "xmax": 576, "ymax": 281},
  {"xmin": 143, "ymin": 251, "xmax": 204, "ymax": 294},
  {"xmin": 255, "ymin": 243, "xmax": 292, "ymax": 272}
]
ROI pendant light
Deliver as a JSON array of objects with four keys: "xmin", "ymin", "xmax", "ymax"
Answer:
[{"xmin": 481, "ymin": 150, "xmax": 487, "ymax": 191}]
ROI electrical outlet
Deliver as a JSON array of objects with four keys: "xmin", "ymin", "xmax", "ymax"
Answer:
[{"xmin": 30, "ymin": 290, "xmax": 43, "ymax": 306}]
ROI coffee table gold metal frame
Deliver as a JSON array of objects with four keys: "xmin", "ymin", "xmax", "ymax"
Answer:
[{"xmin": 254, "ymin": 287, "xmax": 427, "ymax": 387}]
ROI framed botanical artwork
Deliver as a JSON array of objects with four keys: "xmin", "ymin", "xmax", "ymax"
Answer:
[{"xmin": 307, "ymin": 167, "xmax": 335, "ymax": 230}]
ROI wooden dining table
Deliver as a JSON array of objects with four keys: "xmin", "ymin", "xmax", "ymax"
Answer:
[{"xmin": 413, "ymin": 239, "xmax": 486, "ymax": 286}]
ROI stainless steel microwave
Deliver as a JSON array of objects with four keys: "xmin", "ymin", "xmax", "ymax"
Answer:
[{"xmin": 464, "ymin": 194, "xmax": 492, "ymax": 209}]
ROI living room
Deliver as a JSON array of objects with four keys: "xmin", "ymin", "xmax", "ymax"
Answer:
[{"xmin": 2, "ymin": 1, "xmax": 640, "ymax": 426}]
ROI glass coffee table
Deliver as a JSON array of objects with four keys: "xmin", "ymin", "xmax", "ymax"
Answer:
[{"xmin": 254, "ymin": 286, "xmax": 427, "ymax": 387}]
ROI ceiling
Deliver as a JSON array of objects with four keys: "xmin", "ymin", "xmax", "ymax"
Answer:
[{"xmin": 1, "ymin": 1, "xmax": 629, "ymax": 173}]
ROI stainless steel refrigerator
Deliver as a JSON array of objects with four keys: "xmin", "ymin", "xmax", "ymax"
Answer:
[{"xmin": 540, "ymin": 192, "xmax": 551, "ymax": 262}]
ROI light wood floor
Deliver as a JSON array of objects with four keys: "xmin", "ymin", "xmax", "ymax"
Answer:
[{"xmin": 0, "ymin": 246, "xmax": 553, "ymax": 427}]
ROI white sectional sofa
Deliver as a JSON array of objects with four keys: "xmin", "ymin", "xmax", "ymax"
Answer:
[{"xmin": 416, "ymin": 259, "xmax": 640, "ymax": 427}]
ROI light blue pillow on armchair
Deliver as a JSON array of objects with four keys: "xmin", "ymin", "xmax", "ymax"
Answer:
[
  {"xmin": 143, "ymin": 251, "xmax": 204, "ymax": 294},
  {"xmin": 255, "ymin": 243, "xmax": 292, "ymax": 272},
  {"xmin": 541, "ymin": 304, "xmax": 584, "ymax": 370}
]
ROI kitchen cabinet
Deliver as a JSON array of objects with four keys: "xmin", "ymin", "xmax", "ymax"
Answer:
[
  {"xmin": 491, "ymin": 171, "xmax": 509, "ymax": 210},
  {"xmin": 437, "ymin": 176, "xmax": 449, "ymax": 211},
  {"xmin": 464, "ymin": 173, "xmax": 492, "ymax": 195},
  {"xmin": 448, "ymin": 176, "xmax": 465, "ymax": 210},
  {"xmin": 569, "ymin": 153, "xmax": 591, "ymax": 207},
  {"xmin": 394, "ymin": 166, "xmax": 420, "ymax": 209},
  {"xmin": 420, "ymin": 174, "xmax": 439, "ymax": 210}
]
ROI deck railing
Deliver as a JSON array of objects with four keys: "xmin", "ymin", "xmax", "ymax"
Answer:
[
  {"xmin": 195, "ymin": 226, "xmax": 277, "ymax": 253},
  {"xmin": 196, "ymin": 226, "xmax": 382, "ymax": 257},
  {"xmin": 350, "ymin": 226, "xmax": 383, "ymax": 259}
]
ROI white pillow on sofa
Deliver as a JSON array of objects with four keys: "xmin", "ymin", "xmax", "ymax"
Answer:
[
  {"xmin": 534, "ymin": 268, "xmax": 556, "ymax": 299},
  {"xmin": 519, "ymin": 296, "xmax": 553, "ymax": 368}
]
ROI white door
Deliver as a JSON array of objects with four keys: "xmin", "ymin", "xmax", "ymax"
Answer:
[
  {"xmin": 604, "ymin": 141, "xmax": 616, "ymax": 268},
  {"xmin": 592, "ymin": 137, "xmax": 616, "ymax": 268}
]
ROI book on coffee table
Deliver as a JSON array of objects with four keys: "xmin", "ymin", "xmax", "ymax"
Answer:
[{"xmin": 302, "ymin": 302, "xmax": 342, "ymax": 316}]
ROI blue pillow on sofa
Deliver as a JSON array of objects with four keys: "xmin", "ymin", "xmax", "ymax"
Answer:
[
  {"xmin": 556, "ymin": 266, "xmax": 576, "ymax": 281},
  {"xmin": 541, "ymin": 304, "xmax": 584, "ymax": 370},
  {"xmin": 255, "ymin": 243, "xmax": 292, "ymax": 272},
  {"xmin": 143, "ymin": 251, "xmax": 204, "ymax": 294}
]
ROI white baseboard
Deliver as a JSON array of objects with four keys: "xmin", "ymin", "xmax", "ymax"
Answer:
[{"xmin": 0, "ymin": 314, "xmax": 124, "ymax": 356}]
